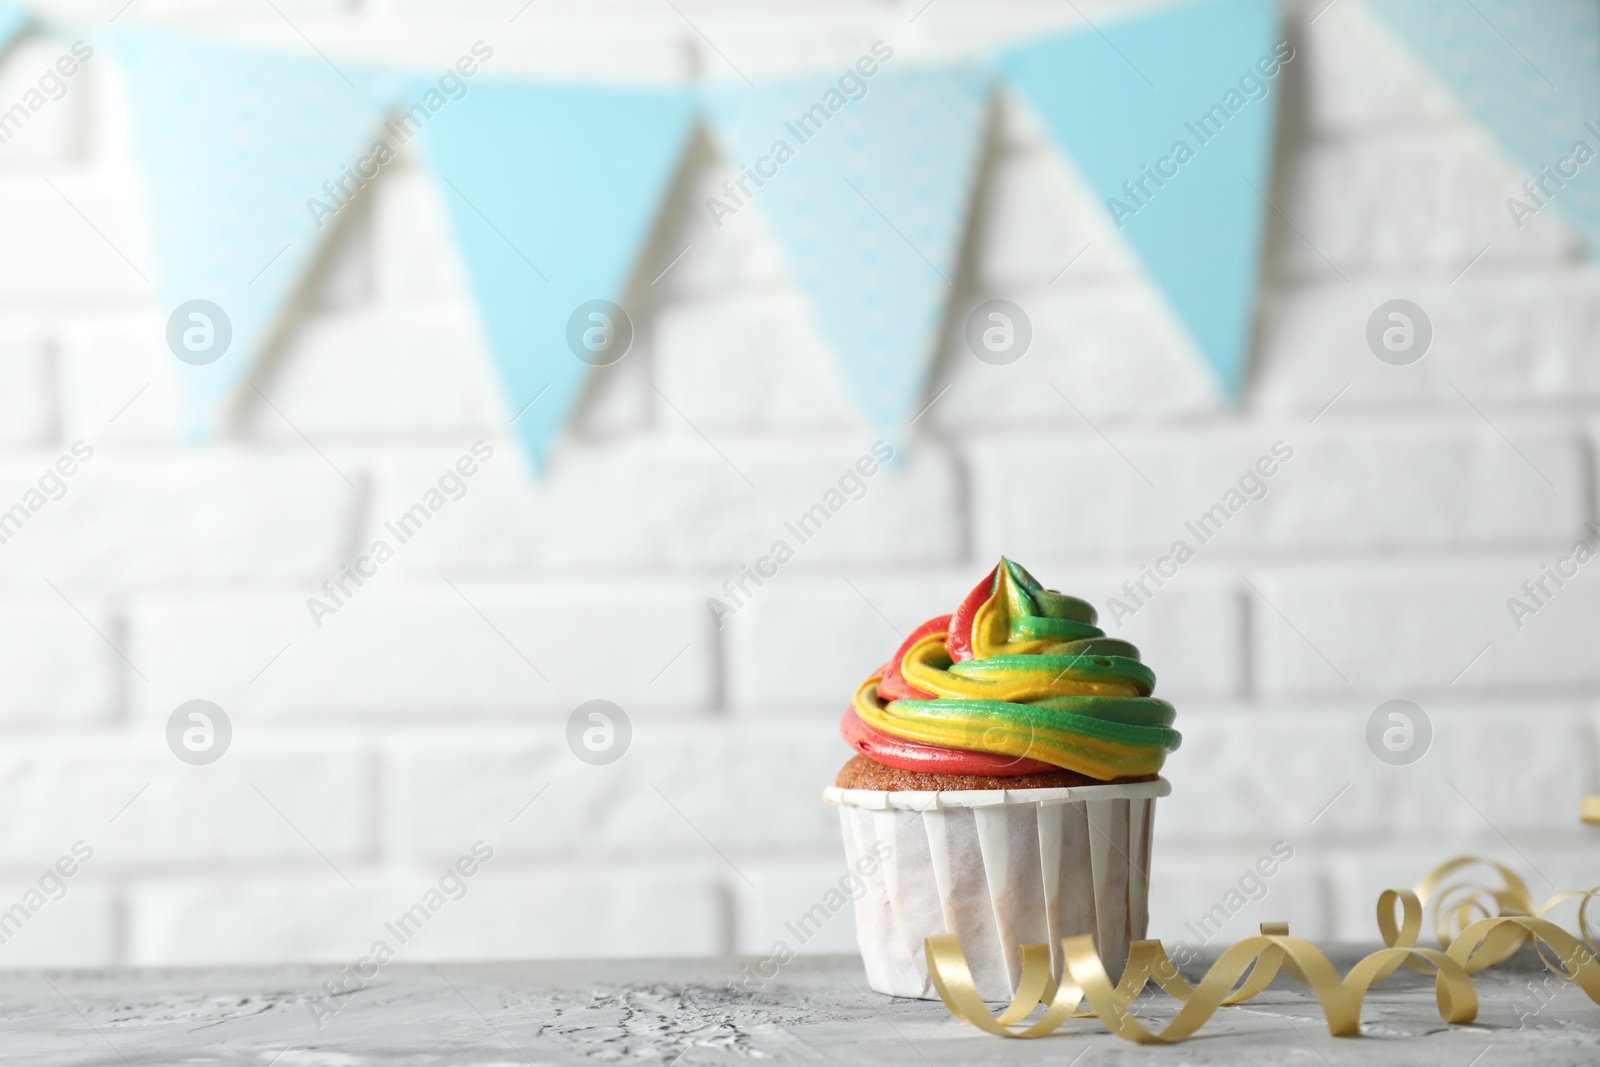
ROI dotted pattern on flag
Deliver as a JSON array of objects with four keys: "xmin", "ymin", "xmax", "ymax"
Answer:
[
  {"xmin": 1375, "ymin": 0, "xmax": 1600, "ymax": 253},
  {"xmin": 707, "ymin": 66, "xmax": 991, "ymax": 428},
  {"xmin": 114, "ymin": 31, "xmax": 389, "ymax": 438}
]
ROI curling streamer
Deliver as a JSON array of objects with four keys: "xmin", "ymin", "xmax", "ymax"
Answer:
[{"xmin": 927, "ymin": 804, "xmax": 1600, "ymax": 1043}]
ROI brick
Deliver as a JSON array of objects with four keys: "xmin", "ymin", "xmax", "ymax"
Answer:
[
  {"xmin": 1257, "ymin": 270, "xmax": 1600, "ymax": 411},
  {"xmin": 128, "ymin": 868, "xmax": 723, "ymax": 964},
  {"xmin": 496, "ymin": 33, "xmax": 692, "ymax": 83},
  {"xmin": 646, "ymin": 135, "xmax": 793, "ymax": 299},
  {"xmin": 1273, "ymin": 129, "xmax": 1580, "ymax": 278},
  {"xmin": 967, "ymin": 131, "xmax": 1138, "ymax": 292},
  {"xmin": 0, "ymin": 743, "xmax": 374, "ymax": 868},
  {"xmin": 734, "ymin": 858, "xmax": 864, "ymax": 955},
  {"xmin": 1322, "ymin": 841, "xmax": 1600, "ymax": 942},
  {"xmin": 970, "ymin": 426, "xmax": 1583, "ymax": 560},
  {"xmin": 57, "ymin": 314, "xmax": 184, "ymax": 443},
  {"xmin": 402, "ymin": 872, "xmax": 726, "ymax": 958},
  {"xmin": 1054, "ymin": 575, "xmax": 1243, "ymax": 700},
  {"xmin": 0, "ymin": 175, "xmax": 149, "ymax": 300},
  {"xmin": 363, "ymin": 13, "xmax": 693, "ymax": 81},
  {"xmin": 128, "ymin": 585, "xmax": 718, "ymax": 719},
  {"xmin": 725, "ymin": 572, "xmax": 971, "ymax": 711},
  {"xmin": 969, "ymin": 431, "xmax": 1242, "ymax": 563},
  {"xmin": 1257, "ymin": 428, "xmax": 1583, "ymax": 551},
  {"xmin": 1157, "ymin": 706, "xmax": 1596, "ymax": 844},
  {"xmin": 0, "ymin": 882, "xmax": 115, "ymax": 967},
  {"xmin": 568, "ymin": 331, "xmax": 653, "ymax": 437},
  {"xmin": 0, "ymin": 334, "xmax": 56, "ymax": 445},
  {"xmin": 369, "ymin": 161, "xmax": 468, "ymax": 302},
  {"xmin": 299, "ymin": 187, "xmax": 373, "ymax": 311},
  {"xmin": 1297, "ymin": 0, "xmax": 1458, "ymax": 134},
  {"xmin": 926, "ymin": 283, "xmax": 1217, "ymax": 432},
  {"xmin": 0, "ymin": 39, "xmax": 91, "ymax": 166},
  {"xmin": 1253, "ymin": 565, "xmax": 1600, "ymax": 696},
  {"xmin": 374, "ymin": 438, "xmax": 962, "ymax": 572},
  {"xmin": 242, "ymin": 307, "xmax": 501, "ymax": 441},
  {"xmin": 0, "ymin": 604, "xmax": 119, "ymax": 725},
  {"xmin": 128, "ymin": 878, "xmax": 387, "ymax": 965},
  {"xmin": 1148, "ymin": 846, "xmax": 1333, "ymax": 945},
  {"xmin": 385, "ymin": 723, "xmax": 843, "ymax": 860},
  {"xmin": 675, "ymin": 12, "xmax": 889, "ymax": 83},
  {"xmin": 917, "ymin": 3, "xmax": 1230, "ymax": 61},
  {"xmin": 652, "ymin": 290, "xmax": 859, "ymax": 431},
  {"xmin": 0, "ymin": 453, "xmax": 359, "ymax": 586}
]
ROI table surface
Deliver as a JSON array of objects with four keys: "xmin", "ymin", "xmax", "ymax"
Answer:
[{"xmin": 3, "ymin": 947, "xmax": 1598, "ymax": 1066}]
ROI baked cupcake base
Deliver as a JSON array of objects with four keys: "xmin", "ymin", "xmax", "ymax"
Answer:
[{"xmin": 834, "ymin": 754, "xmax": 1158, "ymax": 792}]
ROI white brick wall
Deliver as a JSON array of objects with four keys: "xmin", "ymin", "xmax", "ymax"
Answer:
[{"xmin": 0, "ymin": 0, "xmax": 1596, "ymax": 969}]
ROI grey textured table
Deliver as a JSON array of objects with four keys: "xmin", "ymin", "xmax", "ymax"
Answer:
[{"xmin": 4, "ymin": 948, "xmax": 1598, "ymax": 1066}]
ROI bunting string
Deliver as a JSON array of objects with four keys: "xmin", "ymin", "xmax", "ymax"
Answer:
[
  {"xmin": 0, "ymin": 0, "xmax": 1289, "ymax": 466},
  {"xmin": 1, "ymin": 0, "xmax": 1593, "ymax": 464}
]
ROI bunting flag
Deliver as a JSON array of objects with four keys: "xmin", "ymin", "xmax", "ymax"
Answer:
[
  {"xmin": 1372, "ymin": 0, "xmax": 1600, "ymax": 255},
  {"xmin": 705, "ymin": 63, "xmax": 991, "ymax": 431},
  {"xmin": 417, "ymin": 80, "xmax": 696, "ymax": 469},
  {"xmin": 999, "ymin": 0, "xmax": 1284, "ymax": 398},
  {"xmin": 113, "ymin": 31, "xmax": 391, "ymax": 440},
  {"xmin": 0, "ymin": 3, "xmax": 28, "ymax": 55}
]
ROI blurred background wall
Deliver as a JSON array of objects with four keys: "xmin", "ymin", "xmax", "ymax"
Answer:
[{"xmin": 0, "ymin": 0, "xmax": 1595, "ymax": 967}]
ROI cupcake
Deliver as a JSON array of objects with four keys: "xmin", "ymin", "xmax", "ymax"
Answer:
[{"xmin": 824, "ymin": 558, "xmax": 1179, "ymax": 1000}]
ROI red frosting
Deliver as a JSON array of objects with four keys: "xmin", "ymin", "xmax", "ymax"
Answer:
[
  {"xmin": 875, "ymin": 614, "xmax": 947, "ymax": 701},
  {"xmin": 945, "ymin": 565, "xmax": 997, "ymax": 663},
  {"xmin": 839, "ymin": 708, "xmax": 1056, "ymax": 777}
]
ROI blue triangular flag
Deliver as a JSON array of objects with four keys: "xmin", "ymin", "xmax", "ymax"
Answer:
[
  {"xmin": 418, "ymin": 80, "xmax": 696, "ymax": 470},
  {"xmin": 1000, "ymin": 0, "xmax": 1284, "ymax": 398},
  {"xmin": 1373, "ymin": 0, "xmax": 1600, "ymax": 254},
  {"xmin": 114, "ymin": 31, "xmax": 390, "ymax": 439},
  {"xmin": 706, "ymin": 64, "xmax": 991, "ymax": 429},
  {"xmin": 0, "ymin": 3, "xmax": 29, "ymax": 56}
]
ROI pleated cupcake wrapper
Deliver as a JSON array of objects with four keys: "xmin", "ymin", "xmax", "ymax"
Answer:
[{"xmin": 824, "ymin": 779, "xmax": 1169, "ymax": 1001}]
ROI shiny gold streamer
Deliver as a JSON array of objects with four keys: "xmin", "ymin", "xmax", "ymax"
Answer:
[{"xmin": 927, "ymin": 852, "xmax": 1600, "ymax": 1043}]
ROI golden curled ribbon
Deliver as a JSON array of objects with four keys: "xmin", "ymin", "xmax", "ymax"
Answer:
[{"xmin": 927, "ymin": 854, "xmax": 1600, "ymax": 1043}]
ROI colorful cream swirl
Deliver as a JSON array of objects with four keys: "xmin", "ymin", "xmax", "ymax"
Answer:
[{"xmin": 842, "ymin": 558, "xmax": 1180, "ymax": 780}]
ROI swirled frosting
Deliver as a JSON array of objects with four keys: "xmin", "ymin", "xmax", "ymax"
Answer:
[{"xmin": 843, "ymin": 558, "xmax": 1180, "ymax": 780}]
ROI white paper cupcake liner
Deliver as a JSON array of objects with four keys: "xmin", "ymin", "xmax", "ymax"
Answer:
[{"xmin": 824, "ymin": 778, "xmax": 1169, "ymax": 1001}]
